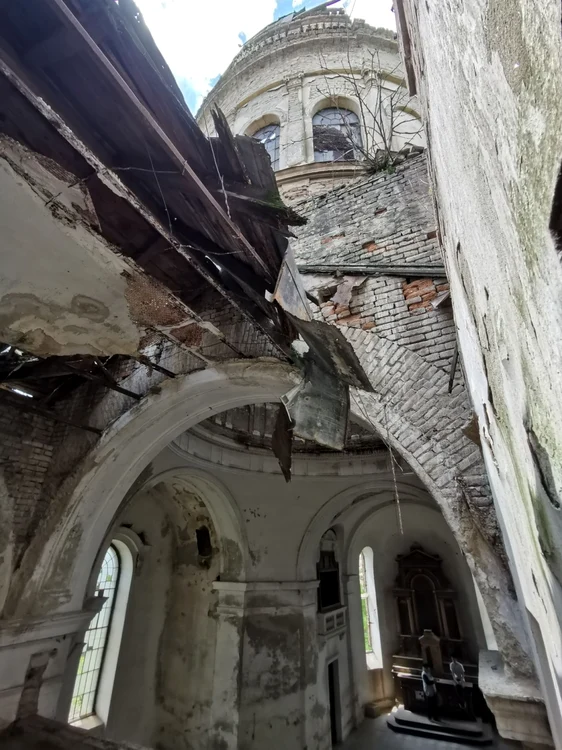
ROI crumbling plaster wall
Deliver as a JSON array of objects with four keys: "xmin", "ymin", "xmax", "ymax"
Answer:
[
  {"xmin": 98, "ymin": 481, "xmax": 221, "ymax": 750},
  {"xmin": 0, "ymin": 138, "xmax": 147, "ymax": 357},
  {"xmin": 197, "ymin": 13, "xmax": 422, "ymax": 203},
  {"xmin": 397, "ymin": 0, "xmax": 562, "ymax": 742},
  {"xmin": 101, "ymin": 444, "xmax": 440, "ymax": 749},
  {"xmin": 134, "ymin": 444, "xmax": 489, "ymax": 748}
]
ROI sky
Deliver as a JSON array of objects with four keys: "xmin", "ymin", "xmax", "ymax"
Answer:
[{"xmin": 133, "ymin": 0, "xmax": 396, "ymax": 113}]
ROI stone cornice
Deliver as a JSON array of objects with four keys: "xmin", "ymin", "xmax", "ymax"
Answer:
[
  {"xmin": 0, "ymin": 609, "xmax": 94, "ymax": 649},
  {"xmin": 170, "ymin": 424, "xmax": 398, "ymax": 478},
  {"xmin": 198, "ymin": 23, "xmax": 399, "ymax": 118}
]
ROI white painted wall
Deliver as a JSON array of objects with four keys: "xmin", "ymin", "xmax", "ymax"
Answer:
[{"xmin": 398, "ymin": 0, "xmax": 562, "ymax": 742}]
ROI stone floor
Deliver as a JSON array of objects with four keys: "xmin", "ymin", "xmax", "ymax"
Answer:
[{"xmin": 340, "ymin": 714, "xmax": 520, "ymax": 750}]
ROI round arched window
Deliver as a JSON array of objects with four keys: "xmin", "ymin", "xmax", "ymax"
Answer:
[
  {"xmin": 69, "ymin": 545, "xmax": 120, "ymax": 722},
  {"xmin": 313, "ymin": 107, "xmax": 362, "ymax": 162},
  {"xmin": 252, "ymin": 123, "xmax": 280, "ymax": 171}
]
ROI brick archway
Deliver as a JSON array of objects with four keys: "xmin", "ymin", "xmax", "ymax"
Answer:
[{"xmin": 345, "ymin": 327, "xmax": 534, "ymax": 677}]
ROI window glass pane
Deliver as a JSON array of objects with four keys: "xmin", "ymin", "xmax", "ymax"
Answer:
[
  {"xmin": 360, "ymin": 551, "xmax": 373, "ymax": 655},
  {"xmin": 252, "ymin": 124, "xmax": 280, "ymax": 171},
  {"xmin": 68, "ymin": 545, "xmax": 120, "ymax": 723},
  {"xmin": 313, "ymin": 107, "xmax": 362, "ymax": 162}
]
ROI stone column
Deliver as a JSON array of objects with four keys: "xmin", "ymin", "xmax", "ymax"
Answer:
[
  {"xmin": 283, "ymin": 76, "xmax": 307, "ymax": 168},
  {"xmin": 237, "ymin": 581, "xmax": 322, "ymax": 750},
  {"xmin": 209, "ymin": 582, "xmax": 247, "ymax": 750}
]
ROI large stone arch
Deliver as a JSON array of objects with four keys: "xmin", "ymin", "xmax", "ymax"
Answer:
[
  {"xmin": 6, "ymin": 359, "xmax": 298, "ymax": 619},
  {"xmin": 345, "ymin": 326, "xmax": 534, "ymax": 676},
  {"xmin": 4, "ymin": 331, "xmax": 534, "ymax": 680}
]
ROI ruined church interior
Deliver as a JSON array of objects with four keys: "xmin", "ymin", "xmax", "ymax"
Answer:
[{"xmin": 0, "ymin": 0, "xmax": 561, "ymax": 749}]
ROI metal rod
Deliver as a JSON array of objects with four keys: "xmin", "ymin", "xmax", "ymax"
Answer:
[
  {"xmin": 298, "ymin": 264, "xmax": 447, "ymax": 278},
  {"xmin": 137, "ymin": 355, "xmax": 176, "ymax": 378},
  {"xmin": 59, "ymin": 361, "xmax": 141, "ymax": 401},
  {"xmin": 448, "ymin": 342, "xmax": 459, "ymax": 393}
]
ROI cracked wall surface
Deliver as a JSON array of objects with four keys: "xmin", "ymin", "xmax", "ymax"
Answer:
[{"xmin": 397, "ymin": 0, "xmax": 562, "ymax": 742}]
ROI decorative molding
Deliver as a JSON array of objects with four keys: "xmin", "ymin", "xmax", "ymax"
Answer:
[
  {"xmin": 0, "ymin": 610, "xmax": 95, "ymax": 649},
  {"xmin": 170, "ymin": 425, "xmax": 396, "ymax": 478}
]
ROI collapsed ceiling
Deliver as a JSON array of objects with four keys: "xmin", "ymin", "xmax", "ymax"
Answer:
[{"xmin": 0, "ymin": 0, "xmax": 375, "ymax": 475}]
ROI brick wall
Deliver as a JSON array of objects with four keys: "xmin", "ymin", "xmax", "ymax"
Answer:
[
  {"xmin": 0, "ymin": 403, "xmax": 56, "ymax": 551},
  {"xmin": 291, "ymin": 154, "xmax": 458, "ymax": 374}
]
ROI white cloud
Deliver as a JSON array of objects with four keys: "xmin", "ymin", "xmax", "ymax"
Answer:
[
  {"xmin": 134, "ymin": 0, "xmax": 277, "ymax": 110},
  {"xmin": 134, "ymin": 0, "xmax": 395, "ymax": 112},
  {"xmin": 343, "ymin": 0, "xmax": 396, "ymax": 31}
]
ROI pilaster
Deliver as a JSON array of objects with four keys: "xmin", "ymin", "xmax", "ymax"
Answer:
[{"xmin": 284, "ymin": 76, "xmax": 307, "ymax": 168}]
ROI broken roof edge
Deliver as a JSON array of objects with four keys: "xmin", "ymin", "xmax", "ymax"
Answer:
[{"xmin": 0, "ymin": 5, "xmax": 303, "ymax": 357}]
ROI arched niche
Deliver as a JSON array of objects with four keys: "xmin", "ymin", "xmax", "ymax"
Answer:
[
  {"xmin": 123, "ymin": 467, "xmax": 249, "ymax": 582},
  {"xmin": 71, "ymin": 468, "xmax": 245, "ymax": 748},
  {"xmin": 296, "ymin": 479, "xmax": 430, "ymax": 581}
]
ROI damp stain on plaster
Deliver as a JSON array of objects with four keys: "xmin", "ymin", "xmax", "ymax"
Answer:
[
  {"xmin": 0, "ymin": 293, "xmax": 117, "ymax": 356},
  {"xmin": 222, "ymin": 537, "xmax": 244, "ymax": 578}
]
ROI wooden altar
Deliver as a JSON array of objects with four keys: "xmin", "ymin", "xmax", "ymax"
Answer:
[{"xmin": 390, "ymin": 545, "xmax": 486, "ymax": 720}]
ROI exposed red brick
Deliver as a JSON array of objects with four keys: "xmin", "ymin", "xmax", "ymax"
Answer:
[
  {"xmin": 321, "ymin": 232, "xmax": 345, "ymax": 245},
  {"xmin": 409, "ymin": 301, "xmax": 429, "ymax": 311},
  {"xmin": 374, "ymin": 207, "xmax": 387, "ymax": 215},
  {"xmin": 421, "ymin": 290, "xmax": 438, "ymax": 301},
  {"xmin": 436, "ymin": 283, "xmax": 450, "ymax": 292},
  {"xmin": 362, "ymin": 241, "xmax": 378, "ymax": 252},
  {"xmin": 362, "ymin": 321, "xmax": 376, "ymax": 330},
  {"xmin": 427, "ymin": 230, "xmax": 438, "ymax": 240}
]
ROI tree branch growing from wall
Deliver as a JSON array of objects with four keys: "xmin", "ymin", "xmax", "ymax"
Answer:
[{"xmin": 315, "ymin": 48, "xmax": 424, "ymax": 172}]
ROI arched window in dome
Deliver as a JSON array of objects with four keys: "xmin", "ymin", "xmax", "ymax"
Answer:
[
  {"xmin": 313, "ymin": 107, "xmax": 362, "ymax": 162},
  {"xmin": 252, "ymin": 123, "xmax": 280, "ymax": 171}
]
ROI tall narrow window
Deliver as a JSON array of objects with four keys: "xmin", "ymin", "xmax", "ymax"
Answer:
[
  {"xmin": 69, "ymin": 545, "xmax": 120, "ymax": 723},
  {"xmin": 359, "ymin": 547, "xmax": 383, "ymax": 669},
  {"xmin": 313, "ymin": 107, "xmax": 362, "ymax": 162},
  {"xmin": 252, "ymin": 123, "xmax": 280, "ymax": 171},
  {"xmin": 359, "ymin": 551, "xmax": 372, "ymax": 653}
]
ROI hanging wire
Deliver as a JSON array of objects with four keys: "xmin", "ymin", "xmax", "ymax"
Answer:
[
  {"xmin": 353, "ymin": 390, "xmax": 404, "ymax": 534},
  {"xmin": 203, "ymin": 117, "xmax": 232, "ymax": 220},
  {"xmin": 384, "ymin": 402, "xmax": 404, "ymax": 534}
]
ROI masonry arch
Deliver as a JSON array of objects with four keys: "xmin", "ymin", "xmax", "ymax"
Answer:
[
  {"xmin": 310, "ymin": 95, "xmax": 361, "ymax": 121},
  {"xmin": 244, "ymin": 112, "xmax": 282, "ymax": 136},
  {"xmin": 7, "ymin": 360, "xmax": 298, "ymax": 619},
  {"xmin": 6, "ymin": 347, "xmax": 532, "ymax": 686},
  {"xmin": 296, "ymin": 479, "xmax": 431, "ymax": 580}
]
